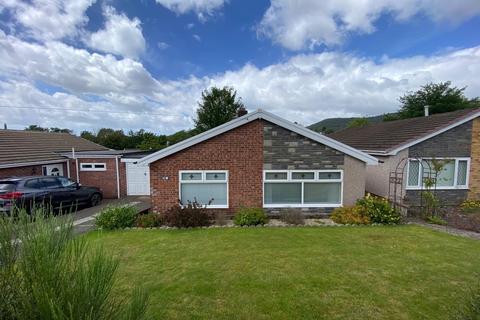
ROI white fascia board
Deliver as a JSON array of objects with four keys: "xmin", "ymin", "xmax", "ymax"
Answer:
[
  {"xmin": 386, "ymin": 111, "xmax": 480, "ymax": 156},
  {"xmin": 0, "ymin": 159, "xmax": 67, "ymax": 169},
  {"xmin": 138, "ymin": 109, "xmax": 378, "ymax": 165}
]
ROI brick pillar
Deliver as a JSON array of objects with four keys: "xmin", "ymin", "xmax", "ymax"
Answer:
[{"xmin": 469, "ymin": 118, "xmax": 480, "ymax": 200}]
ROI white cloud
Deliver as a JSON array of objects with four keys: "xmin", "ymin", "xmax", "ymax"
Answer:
[
  {"xmin": 0, "ymin": 31, "xmax": 479, "ymax": 134},
  {"xmin": 157, "ymin": 41, "xmax": 169, "ymax": 50},
  {"xmin": 87, "ymin": 6, "xmax": 146, "ymax": 59},
  {"xmin": 258, "ymin": 0, "xmax": 480, "ymax": 50},
  {"xmin": 155, "ymin": 0, "xmax": 226, "ymax": 21},
  {"xmin": 0, "ymin": 0, "xmax": 95, "ymax": 41},
  {"xmin": 193, "ymin": 34, "xmax": 201, "ymax": 42}
]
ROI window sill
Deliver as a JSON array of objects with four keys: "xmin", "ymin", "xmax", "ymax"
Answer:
[
  {"xmin": 263, "ymin": 204, "xmax": 342, "ymax": 208},
  {"xmin": 405, "ymin": 186, "xmax": 469, "ymax": 191}
]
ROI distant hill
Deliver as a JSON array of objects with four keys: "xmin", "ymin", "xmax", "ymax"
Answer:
[{"xmin": 308, "ymin": 114, "xmax": 390, "ymax": 133}]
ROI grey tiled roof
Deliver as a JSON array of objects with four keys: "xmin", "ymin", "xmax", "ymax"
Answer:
[
  {"xmin": 328, "ymin": 108, "xmax": 480, "ymax": 153},
  {"xmin": 0, "ymin": 130, "xmax": 108, "ymax": 166}
]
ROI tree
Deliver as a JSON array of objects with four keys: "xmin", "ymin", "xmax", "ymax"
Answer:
[
  {"xmin": 49, "ymin": 127, "xmax": 72, "ymax": 134},
  {"xmin": 80, "ymin": 130, "xmax": 97, "ymax": 142},
  {"xmin": 25, "ymin": 125, "xmax": 49, "ymax": 132},
  {"xmin": 347, "ymin": 118, "xmax": 370, "ymax": 128},
  {"xmin": 194, "ymin": 86, "xmax": 245, "ymax": 132},
  {"xmin": 396, "ymin": 82, "xmax": 479, "ymax": 119}
]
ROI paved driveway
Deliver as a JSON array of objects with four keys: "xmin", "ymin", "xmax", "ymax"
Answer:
[{"xmin": 68, "ymin": 196, "xmax": 151, "ymax": 234}]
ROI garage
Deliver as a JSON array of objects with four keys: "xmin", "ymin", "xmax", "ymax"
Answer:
[{"xmin": 125, "ymin": 162, "xmax": 150, "ymax": 195}]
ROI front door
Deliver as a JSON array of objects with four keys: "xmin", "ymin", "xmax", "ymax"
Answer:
[
  {"xmin": 126, "ymin": 163, "xmax": 150, "ymax": 195},
  {"xmin": 43, "ymin": 164, "xmax": 64, "ymax": 176}
]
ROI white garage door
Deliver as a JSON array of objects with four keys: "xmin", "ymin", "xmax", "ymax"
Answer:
[{"xmin": 126, "ymin": 163, "xmax": 150, "ymax": 195}]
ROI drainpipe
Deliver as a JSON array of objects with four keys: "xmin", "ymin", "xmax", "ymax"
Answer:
[
  {"xmin": 424, "ymin": 105, "xmax": 430, "ymax": 117},
  {"xmin": 115, "ymin": 156, "xmax": 120, "ymax": 199},
  {"xmin": 73, "ymin": 147, "xmax": 80, "ymax": 183},
  {"xmin": 66, "ymin": 159, "xmax": 71, "ymax": 178}
]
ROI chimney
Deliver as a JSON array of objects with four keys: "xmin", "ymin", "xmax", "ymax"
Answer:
[
  {"xmin": 424, "ymin": 105, "xmax": 430, "ymax": 117},
  {"xmin": 237, "ymin": 106, "xmax": 248, "ymax": 117},
  {"xmin": 3, "ymin": 123, "xmax": 6, "ymax": 130}
]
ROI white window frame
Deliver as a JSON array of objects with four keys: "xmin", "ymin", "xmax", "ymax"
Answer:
[
  {"xmin": 179, "ymin": 170, "xmax": 229, "ymax": 209},
  {"xmin": 80, "ymin": 163, "xmax": 107, "ymax": 172},
  {"xmin": 406, "ymin": 157, "xmax": 470, "ymax": 190},
  {"xmin": 263, "ymin": 170, "xmax": 343, "ymax": 208}
]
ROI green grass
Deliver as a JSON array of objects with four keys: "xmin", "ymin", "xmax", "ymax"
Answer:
[{"xmin": 86, "ymin": 225, "xmax": 480, "ymax": 320}]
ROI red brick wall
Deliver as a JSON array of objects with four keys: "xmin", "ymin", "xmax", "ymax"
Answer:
[
  {"xmin": 150, "ymin": 120, "xmax": 264, "ymax": 214},
  {"xmin": 69, "ymin": 158, "xmax": 127, "ymax": 199},
  {"xmin": 0, "ymin": 162, "xmax": 68, "ymax": 179}
]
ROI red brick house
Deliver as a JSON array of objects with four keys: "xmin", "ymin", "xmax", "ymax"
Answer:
[
  {"xmin": 138, "ymin": 110, "xmax": 377, "ymax": 215},
  {"xmin": 0, "ymin": 130, "xmax": 152, "ymax": 199}
]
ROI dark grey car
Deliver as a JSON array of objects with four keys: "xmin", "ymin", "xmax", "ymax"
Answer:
[{"xmin": 0, "ymin": 176, "xmax": 103, "ymax": 214}]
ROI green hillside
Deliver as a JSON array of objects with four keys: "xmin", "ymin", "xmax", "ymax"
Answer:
[{"xmin": 308, "ymin": 114, "xmax": 388, "ymax": 133}]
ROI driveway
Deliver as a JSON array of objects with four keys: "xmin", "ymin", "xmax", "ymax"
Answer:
[{"xmin": 69, "ymin": 196, "xmax": 151, "ymax": 234}]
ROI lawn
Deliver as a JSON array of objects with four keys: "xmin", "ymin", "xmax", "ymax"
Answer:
[{"xmin": 86, "ymin": 225, "xmax": 480, "ymax": 319}]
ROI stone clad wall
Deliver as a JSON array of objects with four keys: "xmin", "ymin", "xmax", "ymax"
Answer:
[
  {"xmin": 263, "ymin": 122, "xmax": 344, "ymax": 170},
  {"xmin": 469, "ymin": 118, "xmax": 480, "ymax": 200},
  {"xmin": 405, "ymin": 120, "xmax": 473, "ymax": 206}
]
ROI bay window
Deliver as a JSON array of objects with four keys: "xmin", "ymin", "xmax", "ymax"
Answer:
[
  {"xmin": 406, "ymin": 158, "xmax": 470, "ymax": 189},
  {"xmin": 263, "ymin": 170, "xmax": 343, "ymax": 207},
  {"xmin": 179, "ymin": 171, "xmax": 228, "ymax": 208}
]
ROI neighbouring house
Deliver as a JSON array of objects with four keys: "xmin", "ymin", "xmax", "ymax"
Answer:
[
  {"xmin": 0, "ymin": 130, "xmax": 153, "ymax": 198},
  {"xmin": 137, "ymin": 109, "xmax": 377, "ymax": 216},
  {"xmin": 329, "ymin": 108, "xmax": 480, "ymax": 208}
]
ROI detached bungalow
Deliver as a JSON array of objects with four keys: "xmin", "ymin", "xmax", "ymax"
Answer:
[
  {"xmin": 138, "ymin": 110, "xmax": 377, "ymax": 215},
  {"xmin": 0, "ymin": 130, "xmax": 152, "ymax": 198},
  {"xmin": 330, "ymin": 108, "xmax": 480, "ymax": 208}
]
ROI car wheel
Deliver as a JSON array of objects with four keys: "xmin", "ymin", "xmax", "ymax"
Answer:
[{"xmin": 90, "ymin": 193, "xmax": 102, "ymax": 207}]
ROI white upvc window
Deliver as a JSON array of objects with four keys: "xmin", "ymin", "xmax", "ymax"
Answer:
[
  {"xmin": 80, "ymin": 163, "xmax": 107, "ymax": 171},
  {"xmin": 263, "ymin": 170, "xmax": 343, "ymax": 208},
  {"xmin": 179, "ymin": 170, "xmax": 228, "ymax": 208},
  {"xmin": 406, "ymin": 158, "xmax": 470, "ymax": 190}
]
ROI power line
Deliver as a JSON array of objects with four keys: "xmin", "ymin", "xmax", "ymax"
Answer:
[{"xmin": 0, "ymin": 105, "xmax": 186, "ymax": 118}]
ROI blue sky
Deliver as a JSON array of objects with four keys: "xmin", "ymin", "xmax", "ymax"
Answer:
[{"xmin": 0, "ymin": 0, "xmax": 479, "ymax": 134}]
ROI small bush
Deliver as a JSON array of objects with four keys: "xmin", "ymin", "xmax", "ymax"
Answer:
[
  {"xmin": 95, "ymin": 205, "xmax": 137, "ymax": 230},
  {"xmin": 426, "ymin": 215, "xmax": 447, "ymax": 226},
  {"xmin": 163, "ymin": 203, "xmax": 213, "ymax": 228},
  {"xmin": 135, "ymin": 213, "xmax": 164, "ymax": 228},
  {"xmin": 331, "ymin": 207, "xmax": 370, "ymax": 225},
  {"xmin": 461, "ymin": 200, "xmax": 480, "ymax": 214},
  {"xmin": 356, "ymin": 194, "xmax": 401, "ymax": 224},
  {"xmin": 280, "ymin": 209, "xmax": 305, "ymax": 225},
  {"xmin": 234, "ymin": 208, "xmax": 268, "ymax": 226}
]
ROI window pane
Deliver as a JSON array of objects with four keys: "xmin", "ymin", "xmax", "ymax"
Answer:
[
  {"xmin": 292, "ymin": 172, "xmax": 315, "ymax": 180},
  {"xmin": 94, "ymin": 164, "xmax": 105, "ymax": 169},
  {"xmin": 429, "ymin": 160, "xmax": 455, "ymax": 187},
  {"xmin": 457, "ymin": 160, "xmax": 468, "ymax": 186},
  {"xmin": 408, "ymin": 161, "xmax": 420, "ymax": 186},
  {"xmin": 181, "ymin": 183, "xmax": 227, "ymax": 205},
  {"xmin": 318, "ymin": 172, "xmax": 341, "ymax": 180},
  {"xmin": 181, "ymin": 172, "xmax": 202, "ymax": 181},
  {"xmin": 264, "ymin": 183, "xmax": 301, "ymax": 204},
  {"xmin": 265, "ymin": 172, "xmax": 287, "ymax": 180},
  {"xmin": 304, "ymin": 183, "xmax": 341, "ymax": 204},
  {"xmin": 82, "ymin": 164, "xmax": 92, "ymax": 168},
  {"xmin": 206, "ymin": 172, "xmax": 226, "ymax": 180}
]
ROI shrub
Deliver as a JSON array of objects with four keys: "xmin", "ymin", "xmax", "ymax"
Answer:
[
  {"xmin": 461, "ymin": 200, "xmax": 480, "ymax": 214},
  {"xmin": 280, "ymin": 209, "xmax": 305, "ymax": 225},
  {"xmin": 162, "ymin": 203, "xmax": 213, "ymax": 228},
  {"xmin": 356, "ymin": 194, "xmax": 401, "ymax": 224},
  {"xmin": 135, "ymin": 213, "xmax": 164, "ymax": 228},
  {"xmin": 95, "ymin": 205, "xmax": 138, "ymax": 230},
  {"xmin": 0, "ymin": 208, "xmax": 148, "ymax": 320},
  {"xmin": 331, "ymin": 207, "xmax": 370, "ymax": 225},
  {"xmin": 234, "ymin": 208, "xmax": 268, "ymax": 226},
  {"xmin": 426, "ymin": 215, "xmax": 447, "ymax": 226}
]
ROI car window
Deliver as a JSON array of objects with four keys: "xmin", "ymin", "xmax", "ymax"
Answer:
[
  {"xmin": 0, "ymin": 182, "xmax": 16, "ymax": 192},
  {"xmin": 58, "ymin": 177, "xmax": 76, "ymax": 187},
  {"xmin": 24, "ymin": 179, "xmax": 42, "ymax": 189},
  {"xmin": 39, "ymin": 177, "xmax": 61, "ymax": 189}
]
